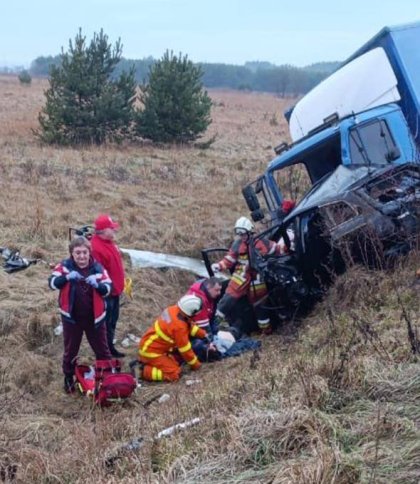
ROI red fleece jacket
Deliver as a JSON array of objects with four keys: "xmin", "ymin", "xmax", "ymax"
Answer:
[{"xmin": 91, "ymin": 235, "xmax": 125, "ymax": 296}]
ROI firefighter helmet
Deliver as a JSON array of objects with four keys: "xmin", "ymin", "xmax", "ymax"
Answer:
[
  {"xmin": 234, "ymin": 216, "xmax": 254, "ymax": 235},
  {"xmin": 177, "ymin": 295, "xmax": 203, "ymax": 317}
]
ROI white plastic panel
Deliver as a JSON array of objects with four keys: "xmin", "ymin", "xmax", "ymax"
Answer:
[{"xmin": 289, "ymin": 48, "xmax": 401, "ymax": 142}]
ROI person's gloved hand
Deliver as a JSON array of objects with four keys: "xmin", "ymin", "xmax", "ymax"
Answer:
[
  {"xmin": 66, "ymin": 271, "xmax": 83, "ymax": 281},
  {"xmin": 85, "ymin": 275, "xmax": 99, "ymax": 288},
  {"xmin": 204, "ymin": 333, "xmax": 213, "ymax": 344},
  {"xmin": 211, "ymin": 262, "xmax": 221, "ymax": 273}
]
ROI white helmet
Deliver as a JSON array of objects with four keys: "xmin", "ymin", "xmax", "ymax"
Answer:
[
  {"xmin": 234, "ymin": 216, "xmax": 254, "ymax": 235},
  {"xmin": 177, "ymin": 295, "xmax": 203, "ymax": 317}
]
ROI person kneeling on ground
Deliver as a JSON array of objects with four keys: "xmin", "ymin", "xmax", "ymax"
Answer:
[
  {"xmin": 186, "ymin": 277, "xmax": 224, "ymax": 361},
  {"xmin": 48, "ymin": 236, "xmax": 113, "ymax": 394},
  {"xmin": 138, "ymin": 295, "xmax": 209, "ymax": 382}
]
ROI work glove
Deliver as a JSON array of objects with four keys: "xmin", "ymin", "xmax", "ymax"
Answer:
[
  {"xmin": 85, "ymin": 275, "xmax": 99, "ymax": 288},
  {"xmin": 66, "ymin": 271, "xmax": 83, "ymax": 281},
  {"xmin": 211, "ymin": 262, "xmax": 221, "ymax": 273},
  {"xmin": 204, "ymin": 333, "xmax": 213, "ymax": 344}
]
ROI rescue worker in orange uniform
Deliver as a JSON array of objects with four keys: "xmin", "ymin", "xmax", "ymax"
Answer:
[
  {"xmin": 138, "ymin": 295, "xmax": 209, "ymax": 382},
  {"xmin": 212, "ymin": 216, "xmax": 284, "ymax": 334}
]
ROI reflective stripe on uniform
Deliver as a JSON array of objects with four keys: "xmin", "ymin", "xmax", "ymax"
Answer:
[
  {"xmin": 268, "ymin": 244, "xmax": 277, "ymax": 255},
  {"xmin": 154, "ymin": 320, "xmax": 174, "ymax": 344},
  {"xmin": 187, "ymin": 356, "xmax": 198, "ymax": 366},
  {"xmin": 258, "ymin": 318, "xmax": 270, "ymax": 328},
  {"xmin": 179, "ymin": 342, "xmax": 192, "ymax": 353},
  {"xmin": 140, "ymin": 334, "xmax": 161, "ymax": 358},
  {"xmin": 252, "ymin": 282, "xmax": 266, "ymax": 290},
  {"xmin": 151, "ymin": 367, "xmax": 163, "ymax": 381},
  {"xmin": 190, "ymin": 325, "xmax": 200, "ymax": 337},
  {"xmin": 231, "ymin": 274, "xmax": 246, "ymax": 286},
  {"xmin": 139, "ymin": 349, "xmax": 162, "ymax": 358},
  {"xmin": 195, "ymin": 318, "xmax": 209, "ymax": 325}
]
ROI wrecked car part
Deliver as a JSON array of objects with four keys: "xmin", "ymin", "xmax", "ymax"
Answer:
[
  {"xmin": 246, "ymin": 163, "xmax": 420, "ymax": 321},
  {"xmin": 121, "ymin": 248, "xmax": 209, "ymax": 277}
]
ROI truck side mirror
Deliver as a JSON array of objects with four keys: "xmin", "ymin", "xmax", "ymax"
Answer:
[
  {"xmin": 242, "ymin": 185, "xmax": 260, "ymax": 211},
  {"xmin": 251, "ymin": 209, "xmax": 265, "ymax": 222},
  {"xmin": 386, "ymin": 148, "xmax": 400, "ymax": 162}
]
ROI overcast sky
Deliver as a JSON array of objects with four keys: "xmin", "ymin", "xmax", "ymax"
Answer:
[{"xmin": 2, "ymin": 0, "xmax": 419, "ymax": 67}]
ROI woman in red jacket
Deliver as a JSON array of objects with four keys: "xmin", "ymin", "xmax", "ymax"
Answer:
[{"xmin": 49, "ymin": 236, "xmax": 113, "ymax": 393}]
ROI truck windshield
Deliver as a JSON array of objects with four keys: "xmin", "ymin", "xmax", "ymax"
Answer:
[{"xmin": 349, "ymin": 119, "xmax": 399, "ymax": 165}]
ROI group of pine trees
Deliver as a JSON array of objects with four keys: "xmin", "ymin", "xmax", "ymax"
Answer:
[{"xmin": 36, "ymin": 30, "xmax": 212, "ymax": 146}]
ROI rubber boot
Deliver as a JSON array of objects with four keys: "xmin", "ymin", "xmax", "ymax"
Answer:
[
  {"xmin": 109, "ymin": 344, "xmax": 126, "ymax": 358},
  {"xmin": 64, "ymin": 374, "xmax": 75, "ymax": 394}
]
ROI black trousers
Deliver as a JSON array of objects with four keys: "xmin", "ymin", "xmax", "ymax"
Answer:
[{"xmin": 105, "ymin": 295, "xmax": 120, "ymax": 349}]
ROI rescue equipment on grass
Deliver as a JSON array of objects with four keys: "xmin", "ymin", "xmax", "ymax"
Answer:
[
  {"xmin": 124, "ymin": 277, "xmax": 133, "ymax": 299},
  {"xmin": 0, "ymin": 247, "xmax": 44, "ymax": 273},
  {"xmin": 74, "ymin": 358, "xmax": 137, "ymax": 406}
]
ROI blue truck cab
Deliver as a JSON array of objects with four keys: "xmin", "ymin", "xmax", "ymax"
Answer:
[{"xmin": 244, "ymin": 22, "xmax": 420, "ymax": 223}]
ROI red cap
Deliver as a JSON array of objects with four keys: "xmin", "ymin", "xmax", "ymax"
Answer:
[
  {"xmin": 94, "ymin": 214, "xmax": 120, "ymax": 231},
  {"xmin": 282, "ymin": 199, "xmax": 296, "ymax": 214}
]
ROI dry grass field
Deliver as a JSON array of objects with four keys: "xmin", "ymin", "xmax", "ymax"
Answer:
[{"xmin": 0, "ymin": 75, "xmax": 419, "ymax": 483}]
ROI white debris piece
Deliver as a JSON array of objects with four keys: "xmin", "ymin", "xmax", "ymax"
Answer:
[
  {"xmin": 121, "ymin": 248, "xmax": 209, "ymax": 277},
  {"xmin": 156, "ymin": 418, "xmax": 201, "ymax": 439},
  {"xmin": 54, "ymin": 322, "xmax": 63, "ymax": 336},
  {"xmin": 128, "ymin": 333, "xmax": 140, "ymax": 344},
  {"xmin": 158, "ymin": 394, "xmax": 170, "ymax": 403},
  {"xmin": 120, "ymin": 337, "xmax": 131, "ymax": 348},
  {"xmin": 185, "ymin": 379, "xmax": 202, "ymax": 386}
]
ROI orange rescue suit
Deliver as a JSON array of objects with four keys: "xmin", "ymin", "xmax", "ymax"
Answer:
[
  {"xmin": 138, "ymin": 304, "xmax": 207, "ymax": 382},
  {"xmin": 219, "ymin": 237, "xmax": 281, "ymax": 302}
]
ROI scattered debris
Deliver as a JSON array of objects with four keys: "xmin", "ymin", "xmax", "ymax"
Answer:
[
  {"xmin": 121, "ymin": 333, "xmax": 141, "ymax": 348},
  {"xmin": 121, "ymin": 248, "xmax": 209, "ymax": 277},
  {"xmin": 105, "ymin": 437, "xmax": 144, "ymax": 470},
  {"xmin": 158, "ymin": 393, "xmax": 170, "ymax": 403},
  {"xmin": 185, "ymin": 379, "xmax": 202, "ymax": 386},
  {"xmin": 120, "ymin": 337, "xmax": 131, "ymax": 348},
  {"xmin": 128, "ymin": 333, "xmax": 140, "ymax": 343},
  {"xmin": 156, "ymin": 417, "xmax": 201, "ymax": 439},
  {"xmin": 0, "ymin": 247, "xmax": 39, "ymax": 273},
  {"xmin": 54, "ymin": 322, "xmax": 63, "ymax": 336}
]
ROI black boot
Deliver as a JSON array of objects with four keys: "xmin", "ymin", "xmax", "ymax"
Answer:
[
  {"xmin": 64, "ymin": 374, "xmax": 75, "ymax": 394},
  {"xmin": 110, "ymin": 345, "xmax": 126, "ymax": 358}
]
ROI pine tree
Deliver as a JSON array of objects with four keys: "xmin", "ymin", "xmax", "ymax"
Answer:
[
  {"xmin": 36, "ymin": 29, "xmax": 137, "ymax": 145},
  {"xmin": 137, "ymin": 50, "xmax": 212, "ymax": 143}
]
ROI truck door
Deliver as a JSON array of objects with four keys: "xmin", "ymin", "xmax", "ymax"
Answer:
[{"xmin": 346, "ymin": 116, "xmax": 413, "ymax": 166}]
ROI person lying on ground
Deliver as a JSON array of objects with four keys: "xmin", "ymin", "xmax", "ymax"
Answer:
[{"xmin": 48, "ymin": 236, "xmax": 113, "ymax": 394}]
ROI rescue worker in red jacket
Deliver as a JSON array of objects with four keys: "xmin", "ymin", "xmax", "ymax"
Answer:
[
  {"xmin": 138, "ymin": 295, "xmax": 209, "ymax": 382},
  {"xmin": 187, "ymin": 277, "xmax": 223, "ymax": 336},
  {"xmin": 211, "ymin": 216, "xmax": 283, "ymax": 334},
  {"xmin": 91, "ymin": 214, "xmax": 126, "ymax": 358},
  {"xmin": 187, "ymin": 277, "xmax": 223, "ymax": 362}
]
